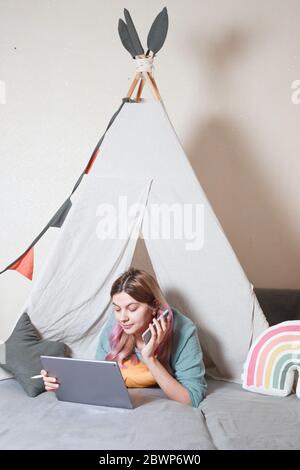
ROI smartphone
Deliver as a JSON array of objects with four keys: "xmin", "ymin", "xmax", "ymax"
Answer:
[{"xmin": 142, "ymin": 309, "xmax": 170, "ymax": 345}]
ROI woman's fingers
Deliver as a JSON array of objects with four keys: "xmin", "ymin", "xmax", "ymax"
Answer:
[
  {"xmin": 159, "ymin": 315, "xmax": 168, "ymax": 332},
  {"xmin": 40, "ymin": 369, "xmax": 60, "ymax": 393},
  {"xmin": 154, "ymin": 315, "xmax": 169, "ymax": 335},
  {"xmin": 42, "ymin": 373, "xmax": 59, "ymax": 392},
  {"xmin": 45, "ymin": 384, "xmax": 59, "ymax": 392},
  {"xmin": 149, "ymin": 322, "xmax": 157, "ymax": 342},
  {"xmin": 44, "ymin": 376, "xmax": 57, "ymax": 384},
  {"xmin": 45, "ymin": 381, "xmax": 59, "ymax": 391},
  {"xmin": 153, "ymin": 317, "xmax": 164, "ymax": 340}
]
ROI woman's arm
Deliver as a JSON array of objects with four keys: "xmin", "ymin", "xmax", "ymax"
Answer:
[
  {"xmin": 141, "ymin": 317, "xmax": 192, "ymax": 405},
  {"xmin": 143, "ymin": 356, "xmax": 192, "ymax": 405},
  {"xmin": 171, "ymin": 325, "xmax": 207, "ymax": 407},
  {"xmin": 141, "ymin": 315, "xmax": 204, "ymax": 406}
]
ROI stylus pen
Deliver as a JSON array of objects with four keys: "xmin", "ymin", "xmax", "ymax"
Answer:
[{"xmin": 31, "ymin": 374, "xmax": 43, "ymax": 379}]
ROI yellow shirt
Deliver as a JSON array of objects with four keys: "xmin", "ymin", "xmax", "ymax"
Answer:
[{"xmin": 120, "ymin": 357, "xmax": 157, "ymax": 388}]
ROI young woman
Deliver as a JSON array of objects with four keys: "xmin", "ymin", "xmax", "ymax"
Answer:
[{"xmin": 42, "ymin": 268, "xmax": 207, "ymax": 407}]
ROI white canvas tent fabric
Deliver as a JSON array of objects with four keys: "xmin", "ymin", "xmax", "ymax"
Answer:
[{"xmin": 0, "ymin": 99, "xmax": 268, "ymax": 382}]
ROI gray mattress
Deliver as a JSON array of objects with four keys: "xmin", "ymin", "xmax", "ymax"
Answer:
[
  {"xmin": 201, "ymin": 379, "xmax": 300, "ymax": 450},
  {"xmin": 0, "ymin": 378, "xmax": 214, "ymax": 450},
  {"xmin": 1, "ymin": 377, "xmax": 299, "ymax": 450}
]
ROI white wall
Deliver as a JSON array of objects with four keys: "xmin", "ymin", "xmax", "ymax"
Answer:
[{"xmin": 1, "ymin": 0, "xmax": 300, "ymax": 338}]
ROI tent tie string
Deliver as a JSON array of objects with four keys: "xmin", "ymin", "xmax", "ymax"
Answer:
[{"xmin": 135, "ymin": 56, "xmax": 155, "ymax": 75}]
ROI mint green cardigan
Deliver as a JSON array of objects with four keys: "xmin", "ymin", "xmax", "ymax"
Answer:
[{"xmin": 96, "ymin": 307, "xmax": 207, "ymax": 407}]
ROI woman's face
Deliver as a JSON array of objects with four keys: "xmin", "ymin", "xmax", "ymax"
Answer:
[{"xmin": 112, "ymin": 291, "xmax": 155, "ymax": 338}]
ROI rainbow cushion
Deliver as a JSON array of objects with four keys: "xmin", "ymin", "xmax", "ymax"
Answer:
[{"xmin": 242, "ymin": 321, "xmax": 300, "ymax": 398}]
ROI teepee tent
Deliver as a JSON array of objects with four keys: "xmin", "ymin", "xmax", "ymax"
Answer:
[{"xmin": 0, "ymin": 8, "xmax": 268, "ymax": 382}]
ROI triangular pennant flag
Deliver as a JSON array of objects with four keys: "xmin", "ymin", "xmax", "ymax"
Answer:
[
  {"xmin": 85, "ymin": 149, "xmax": 100, "ymax": 174},
  {"xmin": 9, "ymin": 247, "xmax": 34, "ymax": 280},
  {"xmin": 49, "ymin": 198, "xmax": 72, "ymax": 228}
]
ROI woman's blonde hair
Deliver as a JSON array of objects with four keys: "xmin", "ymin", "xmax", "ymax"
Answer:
[{"xmin": 105, "ymin": 267, "xmax": 174, "ymax": 371}]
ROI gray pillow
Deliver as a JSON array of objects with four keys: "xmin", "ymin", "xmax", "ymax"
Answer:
[{"xmin": 1, "ymin": 312, "xmax": 67, "ymax": 397}]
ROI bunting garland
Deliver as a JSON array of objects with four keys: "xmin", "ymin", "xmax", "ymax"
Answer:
[
  {"xmin": 0, "ymin": 98, "xmax": 130, "ymax": 280},
  {"xmin": 49, "ymin": 198, "xmax": 72, "ymax": 228},
  {"xmin": 9, "ymin": 247, "xmax": 34, "ymax": 281},
  {"xmin": 84, "ymin": 148, "xmax": 100, "ymax": 174}
]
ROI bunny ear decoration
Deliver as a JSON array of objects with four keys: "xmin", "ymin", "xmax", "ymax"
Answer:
[
  {"xmin": 124, "ymin": 9, "xmax": 144, "ymax": 56},
  {"xmin": 118, "ymin": 19, "xmax": 136, "ymax": 58},
  {"xmin": 147, "ymin": 7, "xmax": 169, "ymax": 55}
]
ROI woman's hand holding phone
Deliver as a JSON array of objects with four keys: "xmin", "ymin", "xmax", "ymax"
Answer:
[
  {"xmin": 140, "ymin": 309, "xmax": 170, "ymax": 362},
  {"xmin": 142, "ymin": 309, "xmax": 169, "ymax": 345}
]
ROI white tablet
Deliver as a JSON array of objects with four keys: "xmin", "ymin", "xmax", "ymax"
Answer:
[{"xmin": 40, "ymin": 356, "xmax": 133, "ymax": 409}]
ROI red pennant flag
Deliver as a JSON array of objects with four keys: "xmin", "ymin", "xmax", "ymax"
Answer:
[
  {"xmin": 85, "ymin": 149, "xmax": 100, "ymax": 174},
  {"xmin": 9, "ymin": 247, "xmax": 34, "ymax": 280}
]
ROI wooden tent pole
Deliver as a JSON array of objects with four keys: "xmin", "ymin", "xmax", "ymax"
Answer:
[
  {"xmin": 135, "ymin": 76, "xmax": 145, "ymax": 102},
  {"xmin": 126, "ymin": 53, "xmax": 161, "ymax": 102},
  {"xmin": 143, "ymin": 71, "xmax": 161, "ymax": 101},
  {"xmin": 126, "ymin": 72, "xmax": 142, "ymax": 99}
]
